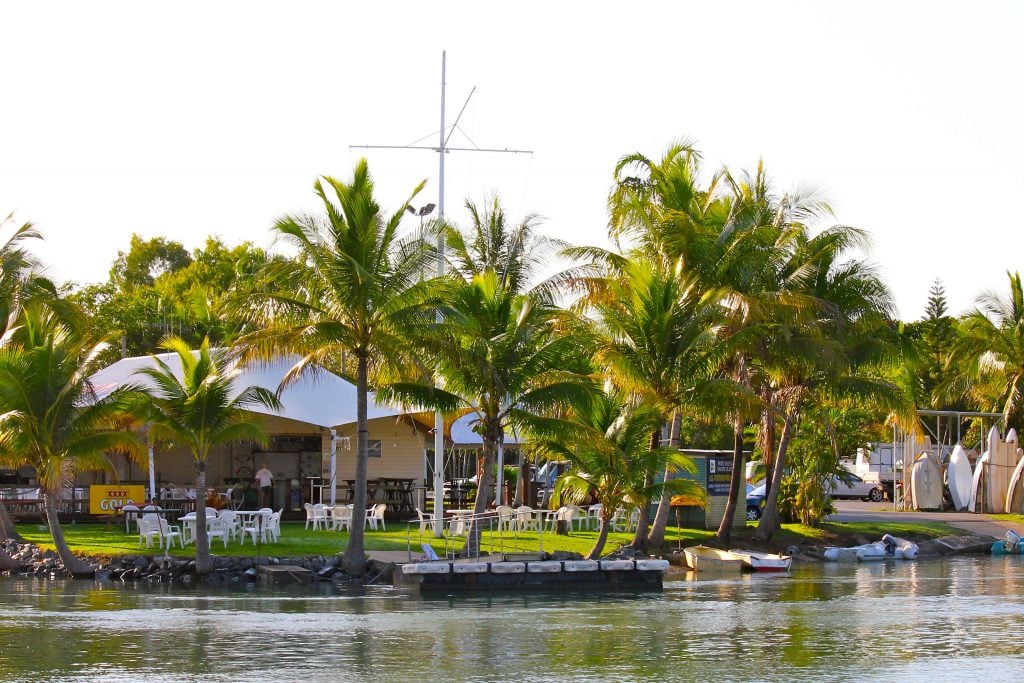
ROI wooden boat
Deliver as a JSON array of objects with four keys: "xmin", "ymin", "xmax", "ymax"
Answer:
[
  {"xmin": 683, "ymin": 546, "xmax": 744, "ymax": 573},
  {"xmin": 947, "ymin": 444, "xmax": 973, "ymax": 511},
  {"xmin": 727, "ymin": 549, "xmax": 792, "ymax": 572}
]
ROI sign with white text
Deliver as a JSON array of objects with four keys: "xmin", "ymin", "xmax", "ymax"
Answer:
[{"xmin": 89, "ymin": 485, "xmax": 147, "ymax": 515}]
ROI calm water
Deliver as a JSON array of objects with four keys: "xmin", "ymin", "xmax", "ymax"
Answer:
[{"xmin": 1, "ymin": 557, "xmax": 1022, "ymax": 682}]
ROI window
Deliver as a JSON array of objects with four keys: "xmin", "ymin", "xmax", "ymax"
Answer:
[{"xmin": 368, "ymin": 440, "xmax": 382, "ymax": 458}]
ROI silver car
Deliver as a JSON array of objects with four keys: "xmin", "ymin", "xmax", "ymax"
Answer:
[{"xmin": 828, "ymin": 473, "xmax": 885, "ymax": 502}]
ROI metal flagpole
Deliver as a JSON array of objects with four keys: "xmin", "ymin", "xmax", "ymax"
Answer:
[{"xmin": 351, "ymin": 50, "xmax": 532, "ymax": 537}]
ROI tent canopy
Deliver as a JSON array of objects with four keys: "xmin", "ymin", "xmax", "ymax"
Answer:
[{"xmin": 88, "ymin": 352, "xmax": 403, "ymax": 429}]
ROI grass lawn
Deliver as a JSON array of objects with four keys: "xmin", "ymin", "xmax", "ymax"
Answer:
[{"xmin": 15, "ymin": 518, "xmax": 959, "ymax": 562}]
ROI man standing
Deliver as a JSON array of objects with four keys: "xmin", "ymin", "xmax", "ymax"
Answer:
[{"xmin": 255, "ymin": 464, "xmax": 273, "ymax": 508}]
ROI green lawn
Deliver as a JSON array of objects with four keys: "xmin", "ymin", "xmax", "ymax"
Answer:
[{"xmin": 15, "ymin": 518, "xmax": 958, "ymax": 561}]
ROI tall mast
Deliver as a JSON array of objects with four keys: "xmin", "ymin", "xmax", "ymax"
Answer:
[{"xmin": 352, "ymin": 50, "xmax": 532, "ymax": 536}]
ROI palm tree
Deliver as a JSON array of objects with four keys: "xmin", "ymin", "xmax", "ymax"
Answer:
[
  {"xmin": 134, "ymin": 337, "xmax": 281, "ymax": 576},
  {"xmin": 525, "ymin": 391, "xmax": 705, "ymax": 558},
  {"xmin": 433, "ymin": 197, "xmax": 570, "ymax": 507},
  {"xmin": 236, "ymin": 160, "xmax": 439, "ymax": 576},
  {"xmin": 0, "ymin": 212, "xmax": 45, "ymax": 543},
  {"xmin": 754, "ymin": 229, "xmax": 906, "ymax": 540},
  {"xmin": 581, "ymin": 255, "xmax": 750, "ymax": 549},
  {"xmin": 386, "ymin": 270, "xmax": 594, "ymax": 557},
  {"xmin": 0, "ymin": 305, "xmax": 143, "ymax": 576},
  {"xmin": 947, "ymin": 271, "xmax": 1024, "ymax": 430}
]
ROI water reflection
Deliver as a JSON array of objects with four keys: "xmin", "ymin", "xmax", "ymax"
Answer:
[{"xmin": 0, "ymin": 558, "xmax": 1022, "ymax": 682}]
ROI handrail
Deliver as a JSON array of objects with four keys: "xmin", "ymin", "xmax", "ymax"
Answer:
[{"xmin": 405, "ymin": 508, "xmax": 548, "ymax": 562}]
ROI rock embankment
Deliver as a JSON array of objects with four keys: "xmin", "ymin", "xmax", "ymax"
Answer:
[{"xmin": 0, "ymin": 538, "xmax": 382, "ymax": 585}]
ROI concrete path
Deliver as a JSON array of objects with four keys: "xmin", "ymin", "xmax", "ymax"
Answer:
[{"xmin": 829, "ymin": 500, "xmax": 1024, "ymax": 539}]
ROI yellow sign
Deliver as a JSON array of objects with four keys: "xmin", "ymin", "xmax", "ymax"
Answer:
[{"xmin": 89, "ymin": 484, "xmax": 147, "ymax": 515}]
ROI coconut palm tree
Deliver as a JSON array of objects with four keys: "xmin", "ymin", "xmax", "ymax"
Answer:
[
  {"xmin": 385, "ymin": 270, "xmax": 595, "ymax": 557},
  {"xmin": 431, "ymin": 197, "xmax": 570, "ymax": 506},
  {"xmin": 0, "ymin": 212, "xmax": 45, "ymax": 544},
  {"xmin": 236, "ymin": 160, "xmax": 440, "ymax": 576},
  {"xmin": 133, "ymin": 337, "xmax": 281, "ymax": 576},
  {"xmin": 0, "ymin": 305, "xmax": 143, "ymax": 576},
  {"xmin": 946, "ymin": 271, "xmax": 1024, "ymax": 430},
  {"xmin": 584, "ymin": 255, "xmax": 752, "ymax": 549},
  {"xmin": 754, "ymin": 229, "xmax": 906, "ymax": 540},
  {"xmin": 525, "ymin": 391, "xmax": 705, "ymax": 558}
]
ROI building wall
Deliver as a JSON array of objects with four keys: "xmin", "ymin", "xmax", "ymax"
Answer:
[{"xmin": 323, "ymin": 415, "xmax": 429, "ymax": 487}]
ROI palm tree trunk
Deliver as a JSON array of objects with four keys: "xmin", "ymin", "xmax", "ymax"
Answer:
[
  {"xmin": 756, "ymin": 404, "xmax": 798, "ymax": 542},
  {"xmin": 42, "ymin": 492, "xmax": 93, "ymax": 577},
  {"xmin": 649, "ymin": 411, "xmax": 683, "ymax": 548},
  {"xmin": 342, "ymin": 352, "xmax": 370, "ymax": 576},
  {"xmin": 194, "ymin": 462, "xmax": 211, "ymax": 576},
  {"xmin": 513, "ymin": 454, "xmax": 526, "ymax": 507},
  {"xmin": 761, "ymin": 397, "xmax": 776, "ymax": 495},
  {"xmin": 586, "ymin": 518, "xmax": 612, "ymax": 560},
  {"xmin": 0, "ymin": 547, "xmax": 19, "ymax": 571},
  {"xmin": 0, "ymin": 503, "xmax": 22, "ymax": 542},
  {"xmin": 716, "ymin": 419, "xmax": 747, "ymax": 544},
  {"xmin": 630, "ymin": 469, "xmax": 652, "ymax": 551},
  {"xmin": 462, "ymin": 420, "xmax": 499, "ymax": 558}
]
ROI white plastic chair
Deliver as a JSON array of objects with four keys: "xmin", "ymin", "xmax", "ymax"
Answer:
[
  {"xmin": 206, "ymin": 517, "xmax": 229, "ymax": 549},
  {"xmin": 267, "ymin": 510, "xmax": 283, "ymax": 542},
  {"xmin": 136, "ymin": 517, "xmax": 161, "ymax": 548},
  {"xmin": 217, "ymin": 510, "xmax": 240, "ymax": 541},
  {"xmin": 241, "ymin": 510, "xmax": 272, "ymax": 545},
  {"xmin": 515, "ymin": 506, "xmax": 539, "ymax": 532},
  {"xmin": 303, "ymin": 503, "xmax": 316, "ymax": 530},
  {"xmin": 122, "ymin": 504, "xmax": 140, "ymax": 533},
  {"xmin": 546, "ymin": 506, "xmax": 569, "ymax": 532},
  {"xmin": 157, "ymin": 517, "xmax": 183, "ymax": 549},
  {"xmin": 365, "ymin": 504, "xmax": 387, "ymax": 531},
  {"xmin": 332, "ymin": 505, "xmax": 353, "ymax": 531},
  {"xmin": 587, "ymin": 504, "xmax": 603, "ymax": 530},
  {"xmin": 495, "ymin": 505, "xmax": 515, "ymax": 532},
  {"xmin": 569, "ymin": 506, "xmax": 589, "ymax": 531},
  {"xmin": 414, "ymin": 507, "xmax": 434, "ymax": 533}
]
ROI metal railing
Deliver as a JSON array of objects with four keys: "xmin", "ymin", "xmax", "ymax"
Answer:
[{"xmin": 405, "ymin": 509, "xmax": 549, "ymax": 562}]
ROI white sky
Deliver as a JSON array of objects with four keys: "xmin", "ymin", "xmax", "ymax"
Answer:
[{"xmin": 2, "ymin": 1, "xmax": 1022, "ymax": 319}]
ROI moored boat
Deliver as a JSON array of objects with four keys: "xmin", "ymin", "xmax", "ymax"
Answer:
[
  {"xmin": 728, "ymin": 549, "xmax": 792, "ymax": 572},
  {"xmin": 683, "ymin": 546, "xmax": 744, "ymax": 572}
]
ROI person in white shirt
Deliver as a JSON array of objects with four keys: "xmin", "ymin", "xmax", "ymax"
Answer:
[{"xmin": 255, "ymin": 464, "xmax": 273, "ymax": 508}]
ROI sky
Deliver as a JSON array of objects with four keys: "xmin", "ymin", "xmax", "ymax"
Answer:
[{"xmin": 2, "ymin": 1, "xmax": 1022, "ymax": 320}]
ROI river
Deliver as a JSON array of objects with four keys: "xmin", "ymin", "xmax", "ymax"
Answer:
[{"xmin": 1, "ymin": 556, "xmax": 1022, "ymax": 682}]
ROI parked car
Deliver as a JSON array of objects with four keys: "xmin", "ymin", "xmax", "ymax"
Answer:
[
  {"xmin": 746, "ymin": 483, "xmax": 766, "ymax": 521},
  {"xmin": 828, "ymin": 473, "xmax": 885, "ymax": 502}
]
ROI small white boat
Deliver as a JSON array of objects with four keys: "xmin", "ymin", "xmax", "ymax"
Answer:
[
  {"xmin": 728, "ymin": 549, "xmax": 792, "ymax": 572},
  {"xmin": 683, "ymin": 546, "xmax": 744, "ymax": 573},
  {"xmin": 855, "ymin": 542, "xmax": 888, "ymax": 562}
]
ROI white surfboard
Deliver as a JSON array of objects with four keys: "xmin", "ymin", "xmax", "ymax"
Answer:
[
  {"xmin": 911, "ymin": 452, "xmax": 943, "ymax": 510},
  {"xmin": 969, "ymin": 451, "xmax": 989, "ymax": 513},
  {"xmin": 947, "ymin": 444, "xmax": 973, "ymax": 511}
]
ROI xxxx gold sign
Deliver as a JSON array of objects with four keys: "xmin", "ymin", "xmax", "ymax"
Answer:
[{"xmin": 89, "ymin": 485, "xmax": 147, "ymax": 515}]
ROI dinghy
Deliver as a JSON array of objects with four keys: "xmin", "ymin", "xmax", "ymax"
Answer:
[
  {"xmin": 969, "ymin": 451, "xmax": 989, "ymax": 513},
  {"xmin": 910, "ymin": 452, "xmax": 943, "ymax": 510},
  {"xmin": 825, "ymin": 536, "xmax": 917, "ymax": 562},
  {"xmin": 947, "ymin": 444, "xmax": 973, "ymax": 511},
  {"xmin": 683, "ymin": 546, "xmax": 744, "ymax": 573},
  {"xmin": 1003, "ymin": 429, "xmax": 1024, "ymax": 514},
  {"xmin": 855, "ymin": 542, "xmax": 888, "ymax": 562},
  {"xmin": 728, "ymin": 549, "xmax": 792, "ymax": 572}
]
